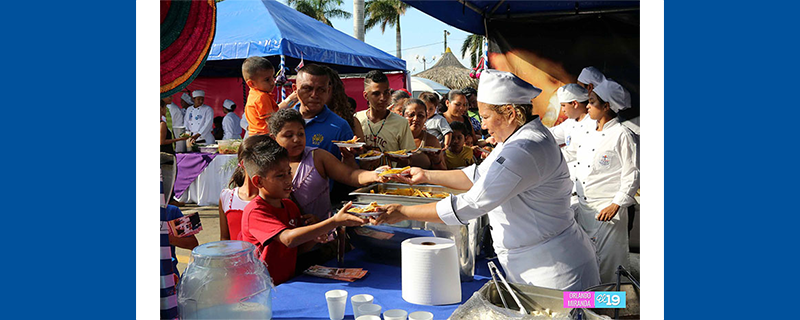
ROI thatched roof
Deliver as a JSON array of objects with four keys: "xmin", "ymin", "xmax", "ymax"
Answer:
[{"xmin": 413, "ymin": 48, "xmax": 478, "ymax": 90}]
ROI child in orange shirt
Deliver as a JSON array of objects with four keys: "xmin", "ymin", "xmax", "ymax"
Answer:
[{"xmin": 242, "ymin": 57, "xmax": 280, "ymax": 136}]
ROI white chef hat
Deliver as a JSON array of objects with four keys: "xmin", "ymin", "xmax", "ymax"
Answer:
[
  {"xmin": 181, "ymin": 93, "xmax": 194, "ymax": 105},
  {"xmin": 557, "ymin": 84, "xmax": 589, "ymax": 103},
  {"xmin": 222, "ymin": 99, "xmax": 236, "ymax": 110},
  {"xmin": 192, "ymin": 90, "xmax": 205, "ymax": 98},
  {"xmin": 577, "ymin": 66, "xmax": 606, "ymax": 87},
  {"xmin": 593, "ymin": 79, "xmax": 631, "ymax": 113},
  {"xmin": 477, "ymin": 69, "xmax": 542, "ymax": 105}
]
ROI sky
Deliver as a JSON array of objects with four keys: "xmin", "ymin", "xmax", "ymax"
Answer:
[{"xmin": 279, "ymin": 0, "xmax": 476, "ymax": 74}]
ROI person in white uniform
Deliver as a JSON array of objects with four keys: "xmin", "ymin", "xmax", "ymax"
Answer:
[
  {"xmin": 572, "ymin": 79, "xmax": 639, "ymax": 283},
  {"xmin": 167, "ymin": 94, "xmax": 186, "ymax": 132},
  {"xmin": 373, "ymin": 69, "xmax": 600, "ymax": 291},
  {"xmin": 184, "ymin": 90, "xmax": 215, "ymax": 144},
  {"xmin": 221, "ymin": 99, "xmax": 242, "ymax": 140},
  {"xmin": 576, "ymin": 66, "xmax": 607, "ymax": 93}
]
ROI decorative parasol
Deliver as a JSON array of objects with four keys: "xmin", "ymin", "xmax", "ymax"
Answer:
[{"xmin": 160, "ymin": 0, "xmax": 217, "ymax": 98}]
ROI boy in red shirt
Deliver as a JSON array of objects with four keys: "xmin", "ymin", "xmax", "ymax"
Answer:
[
  {"xmin": 242, "ymin": 57, "xmax": 280, "ymax": 136},
  {"xmin": 240, "ymin": 135, "xmax": 368, "ymax": 285}
]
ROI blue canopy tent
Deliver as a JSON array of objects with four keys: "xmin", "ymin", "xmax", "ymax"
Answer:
[
  {"xmin": 401, "ymin": 1, "xmax": 639, "ymax": 35},
  {"xmin": 201, "ymin": 0, "xmax": 406, "ymax": 77}
]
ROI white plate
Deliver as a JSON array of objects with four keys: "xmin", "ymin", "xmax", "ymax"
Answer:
[
  {"xmin": 333, "ymin": 142, "xmax": 366, "ymax": 148},
  {"xmin": 347, "ymin": 205, "xmax": 382, "ymax": 217},
  {"xmin": 384, "ymin": 152, "xmax": 412, "ymax": 158},
  {"xmin": 356, "ymin": 152, "xmax": 383, "ymax": 161}
]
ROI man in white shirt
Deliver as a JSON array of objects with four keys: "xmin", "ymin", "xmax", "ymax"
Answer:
[
  {"xmin": 221, "ymin": 99, "xmax": 242, "ymax": 140},
  {"xmin": 184, "ymin": 90, "xmax": 215, "ymax": 144}
]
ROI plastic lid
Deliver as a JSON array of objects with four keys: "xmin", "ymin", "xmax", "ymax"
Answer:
[{"xmin": 192, "ymin": 240, "xmax": 254, "ymax": 258}]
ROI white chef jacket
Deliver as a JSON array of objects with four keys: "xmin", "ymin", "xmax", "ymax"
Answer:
[
  {"xmin": 166, "ymin": 103, "xmax": 184, "ymax": 130},
  {"xmin": 435, "ymin": 118, "xmax": 600, "ymax": 291},
  {"xmin": 240, "ymin": 116, "xmax": 249, "ymax": 139},
  {"xmin": 184, "ymin": 105, "xmax": 215, "ymax": 144},
  {"xmin": 551, "ymin": 115, "xmax": 595, "ymax": 181},
  {"xmin": 222, "ymin": 112, "xmax": 242, "ymax": 140},
  {"xmin": 572, "ymin": 117, "xmax": 639, "ymax": 282}
]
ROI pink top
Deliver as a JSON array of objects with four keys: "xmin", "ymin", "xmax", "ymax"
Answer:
[{"xmin": 292, "ymin": 147, "xmax": 332, "ymax": 222}]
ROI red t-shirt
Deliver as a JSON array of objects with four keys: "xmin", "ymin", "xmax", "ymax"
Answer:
[
  {"xmin": 245, "ymin": 88, "xmax": 278, "ymax": 136},
  {"xmin": 241, "ymin": 196, "xmax": 301, "ymax": 285}
]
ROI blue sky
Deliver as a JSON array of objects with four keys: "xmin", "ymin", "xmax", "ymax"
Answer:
[{"xmin": 279, "ymin": 0, "xmax": 475, "ymax": 73}]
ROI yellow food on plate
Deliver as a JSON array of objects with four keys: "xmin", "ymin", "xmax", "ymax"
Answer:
[
  {"xmin": 378, "ymin": 166, "xmax": 411, "ymax": 176},
  {"xmin": 384, "ymin": 188, "xmax": 449, "ymax": 198},
  {"xmin": 384, "ymin": 149, "xmax": 409, "ymax": 155},
  {"xmin": 348, "ymin": 202, "xmax": 380, "ymax": 213},
  {"xmin": 358, "ymin": 150, "xmax": 382, "ymax": 158},
  {"xmin": 332, "ymin": 137, "xmax": 360, "ymax": 144}
]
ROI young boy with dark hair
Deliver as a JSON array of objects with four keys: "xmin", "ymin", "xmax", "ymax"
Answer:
[
  {"xmin": 239, "ymin": 135, "xmax": 367, "ymax": 285},
  {"xmin": 444, "ymin": 121, "xmax": 476, "ymax": 169},
  {"xmin": 242, "ymin": 56, "xmax": 280, "ymax": 136}
]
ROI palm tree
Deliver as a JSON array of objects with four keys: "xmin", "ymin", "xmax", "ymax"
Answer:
[
  {"xmin": 460, "ymin": 34, "xmax": 485, "ymax": 69},
  {"xmin": 364, "ymin": 0, "xmax": 408, "ymax": 59},
  {"xmin": 288, "ymin": 0, "xmax": 352, "ymax": 27},
  {"xmin": 353, "ymin": 0, "xmax": 365, "ymax": 41}
]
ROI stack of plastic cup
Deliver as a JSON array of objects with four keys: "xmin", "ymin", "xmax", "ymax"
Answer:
[
  {"xmin": 325, "ymin": 290, "xmax": 348, "ymax": 320},
  {"xmin": 351, "ymin": 294, "xmax": 374, "ymax": 319},
  {"xmin": 383, "ymin": 309, "xmax": 408, "ymax": 320}
]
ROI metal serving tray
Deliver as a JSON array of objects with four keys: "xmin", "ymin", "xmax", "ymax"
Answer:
[{"xmin": 349, "ymin": 183, "xmax": 465, "ymax": 206}]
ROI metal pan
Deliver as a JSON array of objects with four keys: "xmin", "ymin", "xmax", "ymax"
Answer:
[{"xmin": 349, "ymin": 183, "xmax": 465, "ymax": 206}]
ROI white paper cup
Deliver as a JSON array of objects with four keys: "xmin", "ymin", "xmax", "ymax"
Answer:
[
  {"xmin": 351, "ymin": 294, "xmax": 374, "ymax": 319},
  {"xmin": 383, "ymin": 309, "xmax": 408, "ymax": 320},
  {"xmin": 359, "ymin": 303, "xmax": 382, "ymax": 317},
  {"xmin": 408, "ymin": 311, "xmax": 433, "ymax": 320},
  {"xmin": 356, "ymin": 316, "xmax": 382, "ymax": 320},
  {"xmin": 325, "ymin": 289, "xmax": 348, "ymax": 320}
]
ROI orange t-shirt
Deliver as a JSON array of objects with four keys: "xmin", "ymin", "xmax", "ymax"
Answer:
[{"xmin": 245, "ymin": 88, "xmax": 278, "ymax": 136}]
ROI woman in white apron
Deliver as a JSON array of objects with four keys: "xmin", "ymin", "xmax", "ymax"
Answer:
[
  {"xmin": 572, "ymin": 79, "xmax": 639, "ymax": 283},
  {"xmin": 374, "ymin": 69, "xmax": 600, "ymax": 291}
]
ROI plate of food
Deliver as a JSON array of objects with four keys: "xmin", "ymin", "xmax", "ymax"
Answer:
[
  {"xmin": 384, "ymin": 149, "xmax": 412, "ymax": 158},
  {"xmin": 347, "ymin": 202, "xmax": 383, "ymax": 217},
  {"xmin": 332, "ymin": 138, "xmax": 366, "ymax": 148},
  {"xmin": 356, "ymin": 150, "xmax": 383, "ymax": 161},
  {"xmin": 376, "ymin": 166, "xmax": 411, "ymax": 178}
]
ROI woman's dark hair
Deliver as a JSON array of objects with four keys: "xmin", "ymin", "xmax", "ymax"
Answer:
[
  {"xmin": 403, "ymin": 98, "xmax": 427, "ymax": 116},
  {"xmin": 437, "ymin": 92, "xmax": 449, "ymax": 114},
  {"xmin": 268, "ymin": 108, "xmax": 305, "ymax": 134},
  {"xmin": 322, "ymin": 66, "xmax": 356, "ymax": 130}
]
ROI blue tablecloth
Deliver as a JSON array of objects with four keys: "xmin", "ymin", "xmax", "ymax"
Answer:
[{"xmin": 271, "ymin": 247, "xmax": 494, "ymax": 319}]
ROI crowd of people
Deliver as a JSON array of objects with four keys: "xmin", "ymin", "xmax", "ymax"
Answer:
[{"xmin": 160, "ymin": 60, "xmax": 639, "ymax": 289}]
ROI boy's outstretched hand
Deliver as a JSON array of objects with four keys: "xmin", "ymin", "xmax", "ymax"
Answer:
[{"xmin": 332, "ymin": 201, "xmax": 368, "ymax": 227}]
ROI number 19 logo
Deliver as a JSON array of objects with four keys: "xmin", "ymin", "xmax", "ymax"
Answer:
[{"xmin": 594, "ymin": 291, "xmax": 626, "ymax": 308}]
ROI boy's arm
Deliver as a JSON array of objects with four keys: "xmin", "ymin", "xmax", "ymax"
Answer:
[
  {"xmin": 276, "ymin": 202, "xmax": 365, "ymax": 248},
  {"xmin": 169, "ymin": 233, "xmax": 199, "ymax": 250},
  {"xmin": 443, "ymin": 132, "xmax": 453, "ymax": 149}
]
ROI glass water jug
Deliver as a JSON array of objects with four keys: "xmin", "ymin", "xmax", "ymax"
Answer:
[{"xmin": 178, "ymin": 241, "xmax": 273, "ymax": 319}]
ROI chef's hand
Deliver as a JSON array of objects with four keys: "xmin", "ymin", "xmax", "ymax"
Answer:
[
  {"xmin": 596, "ymin": 203, "xmax": 621, "ymax": 221},
  {"xmin": 332, "ymin": 201, "xmax": 368, "ymax": 227},
  {"xmin": 301, "ymin": 214, "xmax": 319, "ymax": 226},
  {"xmin": 389, "ymin": 167, "xmax": 428, "ymax": 185},
  {"xmin": 371, "ymin": 204, "xmax": 406, "ymax": 225}
]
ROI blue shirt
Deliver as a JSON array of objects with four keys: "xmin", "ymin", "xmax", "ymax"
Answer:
[
  {"xmin": 294, "ymin": 105, "xmax": 354, "ymax": 159},
  {"xmin": 161, "ymin": 205, "xmax": 184, "ymax": 278}
]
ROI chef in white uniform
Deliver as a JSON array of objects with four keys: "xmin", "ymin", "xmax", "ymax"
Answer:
[
  {"xmin": 165, "ymin": 95, "xmax": 185, "ymax": 133},
  {"xmin": 221, "ymin": 99, "xmax": 242, "ymax": 140},
  {"xmin": 576, "ymin": 66, "xmax": 607, "ymax": 93},
  {"xmin": 184, "ymin": 90, "xmax": 215, "ymax": 144},
  {"xmin": 550, "ymin": 84, "xmax": 594, "ymax": 160},
  {"xmin": 374, "ymin": 69, "xmax": 600, "ymax": 291},
  {"xmin": 572, "ymin": 79, "xmax": 639, "ymax": 283}
]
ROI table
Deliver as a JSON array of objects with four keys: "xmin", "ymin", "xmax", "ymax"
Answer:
[
  {"xmin": 175, "ymin": 153, "xmax": 237, "ymax": 206},
  {"xmin": 271, "ymin": 248, "xmax": 493, "ymax": 319}
]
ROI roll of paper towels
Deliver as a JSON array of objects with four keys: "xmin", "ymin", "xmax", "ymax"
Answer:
[{"xmin": 401, "ymin": 237, "xmax": 461, "ymax": 305}]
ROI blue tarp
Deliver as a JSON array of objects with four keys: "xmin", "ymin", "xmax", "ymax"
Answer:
[
  {"xmin": 209, "ymin": 0, "xmax": 406, "ymax": 71},
  {"xmin": 402, "ymin": 1, "xmax": 639, "ymax": 35}
]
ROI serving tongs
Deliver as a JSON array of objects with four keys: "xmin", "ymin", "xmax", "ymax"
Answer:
[{"xmin": 488, "ymin": 261, "xmax": 550, "ymax": 315}]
